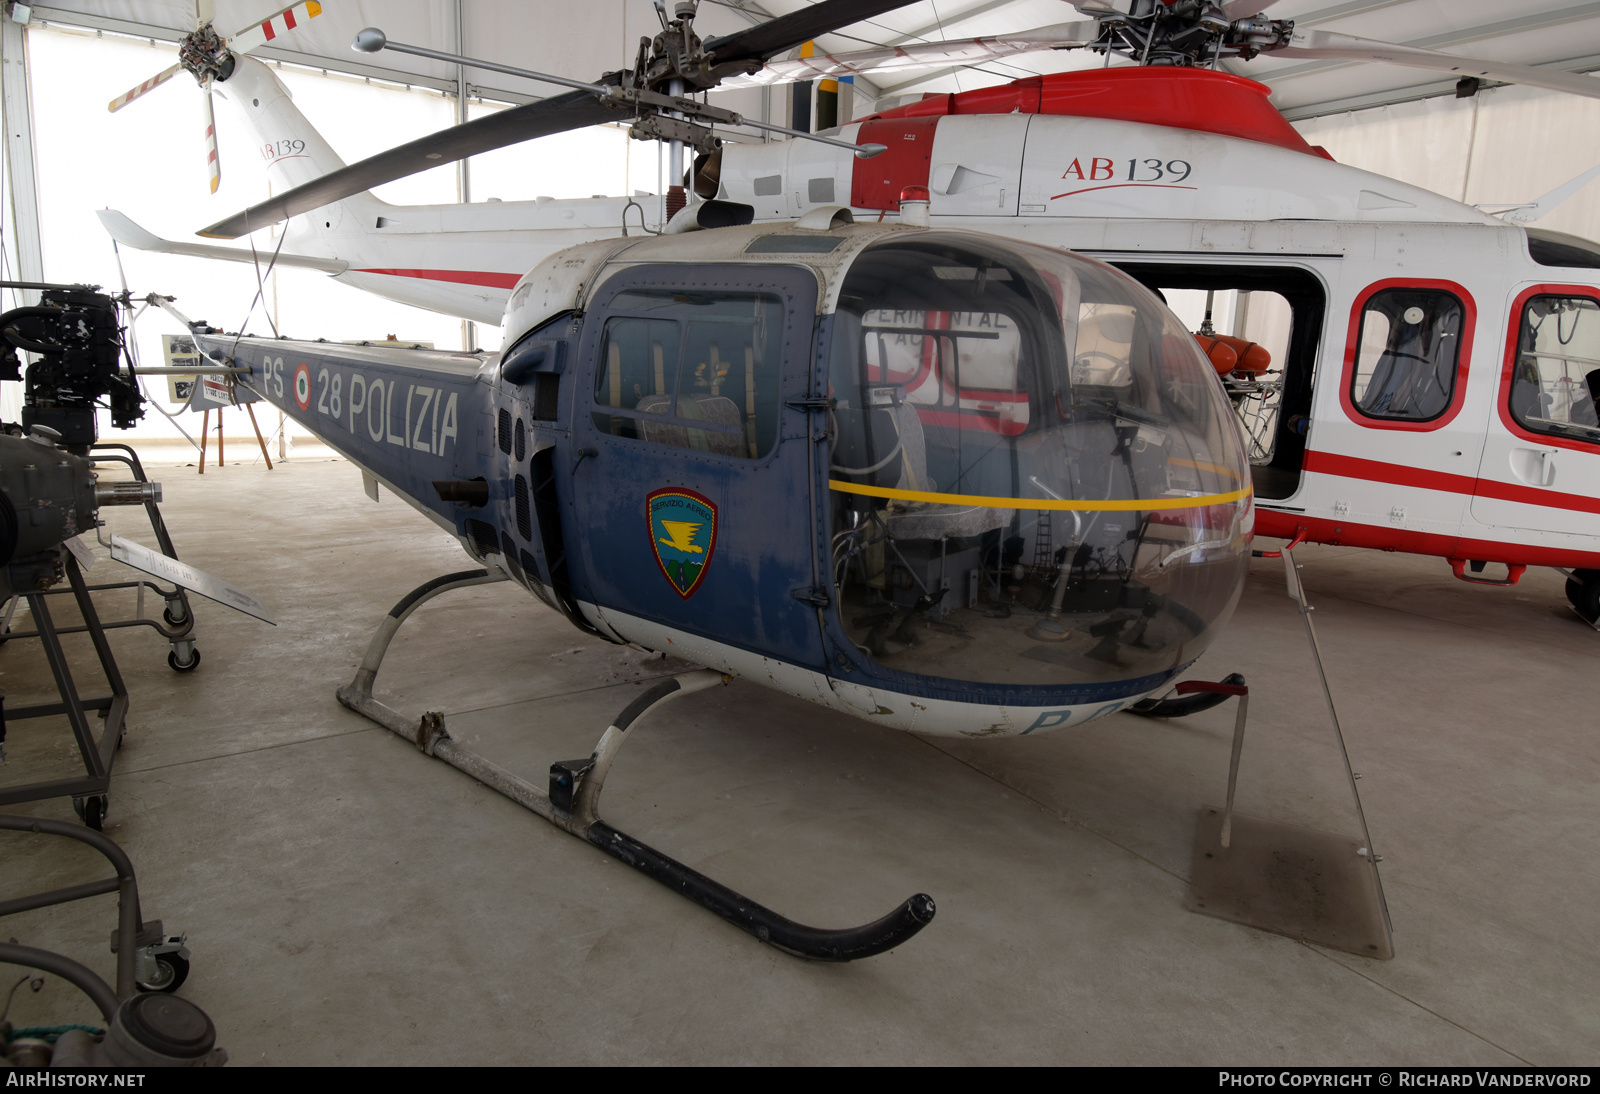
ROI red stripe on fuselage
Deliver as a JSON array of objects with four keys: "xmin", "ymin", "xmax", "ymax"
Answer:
[
  {"xmin": 1303, "ymin": 451, "xmax": 1600, "ymax": 516},
  {"xmin": 352, "ymin": 268, "xmax": 521, "ymax": 289},
  {"xmin": 1254, "ymin": 509, "xmax": 1600, "ymax": 570}
]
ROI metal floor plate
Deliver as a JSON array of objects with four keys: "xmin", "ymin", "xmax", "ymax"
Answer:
[{"xmin": 1186, "ymin": 806, "xmax": 1394, "ymax": 960}]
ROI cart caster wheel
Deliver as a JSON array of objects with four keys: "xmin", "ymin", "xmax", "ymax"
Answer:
[
  {"xmin": 168, "ymin": 648, "xmax": 201, "ymax": 673},
  {"xmin": 163, "ymin": 606, "xmax": 187, "ymax": 628},
  {"xmin": 73, "ymin": 794, "xmax": 107, "ymax": 831},
  {"xmin": 136, "ymin": 953, "xmax": 189, "ymax": 994}
]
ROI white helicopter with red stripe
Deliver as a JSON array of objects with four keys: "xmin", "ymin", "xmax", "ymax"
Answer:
[{"xmin": 103, "ymin": 0, "xmax": 1600, "ymax": 623}]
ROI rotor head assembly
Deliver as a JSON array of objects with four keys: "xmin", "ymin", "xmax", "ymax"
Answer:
[
  {"xmin": 1086, "ymin": 0, "xmax": 1293, "ymax": 66},
  {"xmin": 175, "ymin": 22, "xmax": 234, "ymax": 85}
]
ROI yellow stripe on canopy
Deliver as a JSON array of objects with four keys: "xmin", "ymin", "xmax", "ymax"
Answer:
[{"xmin": 827, "ymin": 480, "xmax": 1253, "ymax": 512}]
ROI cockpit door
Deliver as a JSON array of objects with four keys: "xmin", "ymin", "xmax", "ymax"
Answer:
[{"xmin": 567, "ymin": 264, "xmax": 827, "ymax": 670}]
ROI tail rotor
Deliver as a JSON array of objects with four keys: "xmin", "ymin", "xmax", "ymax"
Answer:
[{"xmin": 103, "ymin": 0, "xmax": 324, "ymax": 196}]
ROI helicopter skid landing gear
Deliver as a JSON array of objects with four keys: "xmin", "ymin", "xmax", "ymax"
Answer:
[{"xmin": 337, "ymin": 570, "xmax": 937, "ymax": 962}]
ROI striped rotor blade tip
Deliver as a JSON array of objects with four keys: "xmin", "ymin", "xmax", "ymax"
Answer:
[
  {"xmin": 204, "ymin": 90, "xmax": 221, "ymax": 194},
  {"xmin": 228, "ymin": 0, "xmax": 322, "ymax": 55},
  {"xmin": 108, "ymin": 64, "xmax": 182, "ymax": 112}
]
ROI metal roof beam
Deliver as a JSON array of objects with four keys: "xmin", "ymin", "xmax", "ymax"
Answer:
[
  {"xmin": 1289, "ymin": 0, "xmax": 1412, "ymax": 28},
  {"xmin": 1264, "ymin": 1, "xmax": 1600, "ymax": 83},
  {"xmin": 879, "ymin": 0, "xmax": 1026, "ymax": 46},
  {"xmin": 1280, "ymin": 50, "xmax": 1600, "ymax": 120},
  {"xmin": 31, "ymin": 5, "xmax": 464, "ymax": 95},
  {"xmin": 30, "ymin": 2, "xmax": 868, "ymax": 108}
]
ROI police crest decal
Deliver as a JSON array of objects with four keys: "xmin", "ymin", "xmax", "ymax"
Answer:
[{"xmin": 647, "ymin": 488, "xmax": 717, "ymax": 599}]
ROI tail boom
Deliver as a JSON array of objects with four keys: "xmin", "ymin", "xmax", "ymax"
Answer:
[{"xmin": 200, "ymin": 333, "xmax": 489, "ymax": 535}]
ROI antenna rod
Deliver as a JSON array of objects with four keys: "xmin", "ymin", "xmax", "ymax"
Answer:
[{"xmin": 353, "ymin": 30, "xmax": 612, "ymax": 96}]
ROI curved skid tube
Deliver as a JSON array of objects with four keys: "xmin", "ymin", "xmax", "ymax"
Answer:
[
  {"xmin": 339, "ymin": 572, "xmax": 939, "ymax": 963},
  {"xmin": 587, "ymin": 821, "xmax": 935, "ymax": 960},
  {"xmin": 1131, "ymin": 671, "xmax": 1247, "ymax": 718}
]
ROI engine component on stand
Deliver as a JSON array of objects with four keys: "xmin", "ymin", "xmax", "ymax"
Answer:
[
  {"xmin": 0, "ymin": 286, "xmax": 145, "ymax": 452},
  {"xmin": 0, "ymin": 430, "xmax": 159, "ymax": 603}
]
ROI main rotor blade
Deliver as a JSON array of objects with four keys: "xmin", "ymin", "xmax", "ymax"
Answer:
[
  {"xmin": 198, "ymin": 89, "xmax": 618, "ymax": 238},
  {"xmin": 724, "ymin": 21, "xmax": 1098, "ymax": 87},
  {"xmin": 226, "ymin": 0, "xmax": 323, "ymax": 56},
  {"xmin": 704, "ymin": 0, "xmax": 921, "ymax": 65},
  {"xmin": 1276, "ymin": 29, "xmax": 1600, "ymax": 101},
  {"xmin": 195, "ymin": 0, "xmax": 215, "ymax": 29},
  {"xmin": 108, "ymin": 62, "xmax": 183, "ymax": 112}
]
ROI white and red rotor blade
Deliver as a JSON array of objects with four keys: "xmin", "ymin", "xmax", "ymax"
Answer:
[
  {"xmin": 725, "ymin": 21, "xmax": 1098, "ymax": 87},
  {"xmin": 195, "ymin": 0, "xmax": 215, "ymax": 29},
  {"xmin": 202, "ymin": 81, "xmax": 221, "ymax": 194},
  {"xmin": 108, "ymin": 63, "xmax": 184, "ymax": 113},
  {"xmin": 1276, "ymin": 29, "xmax": 1600, "ymax": 101},
  {"xmin": 226, "ymin": 0, "xmax": 323, "ymax": 56}
]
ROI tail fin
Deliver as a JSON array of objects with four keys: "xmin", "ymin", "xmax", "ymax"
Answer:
[
  {"xmin": 211, "ymin": 55, "xmax": 388, "ymax": 227},
  {"xmin": 97, "ymin": 208, "xmax": 347, "ymax": 272}
]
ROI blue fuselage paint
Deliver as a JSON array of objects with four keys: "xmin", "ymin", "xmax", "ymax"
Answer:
[{"xmin": 200, "ymin": 291, "xmax": 1190, "ymax": 726}]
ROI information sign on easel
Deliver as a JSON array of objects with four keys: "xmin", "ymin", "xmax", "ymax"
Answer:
[{"xmin": 162, "ymin": 335, "xmax": 272, "ymax": 474}]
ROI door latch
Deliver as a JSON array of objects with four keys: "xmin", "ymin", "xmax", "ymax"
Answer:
[{"xmin": 790, "ymin": 586, "xmax": 830, "ymax": 608}]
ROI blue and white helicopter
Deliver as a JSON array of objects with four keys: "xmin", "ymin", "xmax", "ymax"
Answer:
[{"xmin": 181, "ymin": 0, "xmax": 1255, "ymax": 961}]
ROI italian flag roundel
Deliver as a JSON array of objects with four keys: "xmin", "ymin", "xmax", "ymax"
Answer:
[{"xmin": 293, "ymin": 363, "xmax": 312, "ymax": 410}]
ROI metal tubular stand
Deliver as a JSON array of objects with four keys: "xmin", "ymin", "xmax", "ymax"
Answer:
[
  {"xmin": 88, "ymin": 442, "xmax": 199, "ymax": 669},
  {"xmin": 1278, "ymin": 544, "xmax": 1391, "ymax": 927},
  {"xmin": 0, "ymin": 556, "xmax": 127, "ymax": 827},
  {"xmin": 1169, "ymin": 678, "xmax": 1250, "ymax": 848},
  {"xmin": 7, "ymin": 444, "xmax": 202, "ymax": 670},
  {"xmin": 0, "ymin": 813, "xmax": 186, "ymax": 1002},
  {"xmin": 338, "ymin": 570, "xmax": 937, "ymax": 961},
  {"xmin": 1182, "ymin": 539, "xmax": 1395, "ymax": 960},
  {"xmin": 0, "ymin": 942, "xmax": 118, "ymax": 1021}
]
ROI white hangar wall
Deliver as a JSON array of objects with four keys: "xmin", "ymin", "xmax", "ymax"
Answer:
[
  {"xmin": 1293, "ymin": 80, "xmax": 1600, "ymax": 244},
  {"xmin": 17, "ymin": 22, "xmax": 668, "ymax": 446}
]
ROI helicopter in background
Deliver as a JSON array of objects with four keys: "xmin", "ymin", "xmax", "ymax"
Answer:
[{"xmin": 102, "ymin": 0, "xmax": 1600, "ymax": 623}]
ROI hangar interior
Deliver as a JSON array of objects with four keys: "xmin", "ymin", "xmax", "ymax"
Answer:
[{"xmin": 1, "ymin": 0, "xmax": 1597, "ymax": 1067}]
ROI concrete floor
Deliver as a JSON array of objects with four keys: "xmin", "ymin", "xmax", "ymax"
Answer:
[{"xmin": 2, "ymin": 455, "xmax": 1596, "ymax": 1065}]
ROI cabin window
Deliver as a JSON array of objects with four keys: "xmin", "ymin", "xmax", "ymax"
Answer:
[
  {"xmin": 1526, "ymin": 229, "xmax": 1600, "ymax": 270},
  {"xmin": 1510, "ymin": 295, "xmax": 1600, "ymax": 444},
  {"xmin": 824, "ymin": 234, "xmax": 1252, "ymax": 692},
  {"xmin": 1350, "ymin": 288, "xmax": 1464, "ymax": 422},
  {"xmin": 591, "ymin": 289, "xmax": 784, "ymax": 459}
]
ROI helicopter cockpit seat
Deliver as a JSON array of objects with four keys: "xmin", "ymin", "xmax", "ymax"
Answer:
[
  {"xmin": 1511, "ymin": 356, "xmax": 1555, "ymax": 422},
  {"xmin": 635, "ymin": 393, "xmax": 747, "ymax": 458},
  {"xmin": 880, "ymin": 398, "xmax": 1013, "ymax": 542}
]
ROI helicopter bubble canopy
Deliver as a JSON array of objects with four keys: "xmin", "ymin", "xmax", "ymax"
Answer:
[{"xmin": 825, "ymin": 233, "xmax": 1253, "ymax": 693}]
